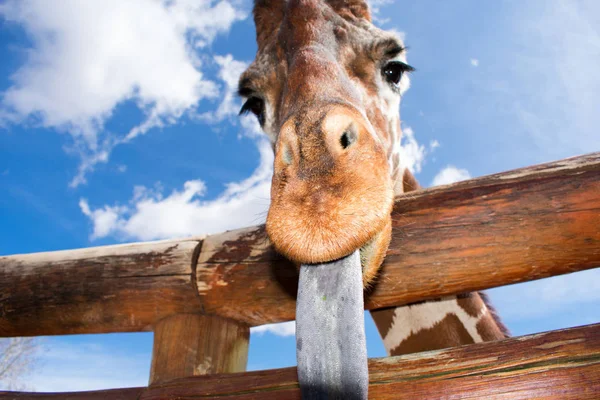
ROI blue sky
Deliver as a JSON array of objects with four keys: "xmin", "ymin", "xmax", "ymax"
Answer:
[{"xmin": 1, "ymin": 0, "xmax": 599, "ymax": 392}]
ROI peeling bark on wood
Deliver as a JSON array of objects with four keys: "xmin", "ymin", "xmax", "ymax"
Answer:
[
  {"xmin": 3, "ymin": 324, "xmax": 599, "ymax": 399},
  {"xmin": 149, "ymin": 313, "xmax": 249, "ymax": 385},
  {"xmin": 1, "ymin": 153, "xmax": 599, "ymax": 334}
]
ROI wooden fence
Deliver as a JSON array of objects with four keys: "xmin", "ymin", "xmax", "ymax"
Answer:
[{"xmin": 1, "ymin": 152, "xmax": 599, "ymax": 398}]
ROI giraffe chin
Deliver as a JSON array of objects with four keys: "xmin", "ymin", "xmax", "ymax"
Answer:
[
  {"xmin": 359, "ymin": 218, "xmax": 392, "ymax": 287},
  {"xmin": 266, "ymin": 213, "xmax": 393, "ymax": 288}
]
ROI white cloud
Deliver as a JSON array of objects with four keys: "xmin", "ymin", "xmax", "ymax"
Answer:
[
  {"xmin": 470, "ymin": 58, "xmax": 479, "ymax": 67},
  {"xmin": 431, "ymin": 165, "xmax": 471, "ymax": 186},
  {"xmin": 198, "ymin": 55, "xmax": 248, "ymax": 123},
  {"xmin": 79, "ymin": 199, "xmax": 127, "ymax": 240},
  {"xmin": 399, "ymin": 126, "xmax": 426, "ymax": 174},
  {"xmin": 74, "ymin": 47, "xmax": 270, "ymax": 242},
  {"xmin": 80, "ymin": 138, "xmax": 273, "ymax": 241},
  {"xmin": 0, "ymin": 0, "xmax": 245, "ymax": 186},
  {"xmin": 69, "ymin": 148, "xmax": 110, "ymax": 188},
  {"xmin": 429, "ymin": 139, "xmax": 440, "ymax": 150},
  {"xmin": 251, "ymin": 321, "xmax": 296, "ymax": 337}
]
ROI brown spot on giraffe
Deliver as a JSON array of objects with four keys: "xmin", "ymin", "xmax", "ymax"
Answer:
[
  {"xmin": 477, "ymin": 313, "xmax": 508, "ymax": 342},
  {"xmin": 457, "ymin": 292, "xmax": 484, "ymax": 318},
  {"xmin": 392, "ymin": 314, "xmax": 475, "ymax": 355}
]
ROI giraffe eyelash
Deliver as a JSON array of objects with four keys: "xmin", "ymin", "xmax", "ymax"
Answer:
[{"xmin": 239, "ymin": 96, "xmax": 266, "ymax": 126}]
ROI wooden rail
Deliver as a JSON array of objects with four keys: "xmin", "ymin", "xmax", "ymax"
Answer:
[
  {"xmin": 1, "ymin": 152, "xmax": 598, "ymax": 336},
  {"xmin": 0, "ymin": 238, "xmax": 202, "ymax": 336},
  {"xmin": 2, "ymin": 323, "xmax": 599, "ymax": 399}
]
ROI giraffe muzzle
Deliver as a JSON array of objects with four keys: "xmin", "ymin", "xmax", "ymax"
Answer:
[{"xmin": 266, "ymin": 106, "xmax": 394, "ymax": 284}]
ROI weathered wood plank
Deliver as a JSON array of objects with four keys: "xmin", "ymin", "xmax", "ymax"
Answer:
[
  {"xmin": 196, "ymin": 152, "xmax": 600, "ymax": 325},
  {"xmin": 149, "ymin": 313, "xmax": 249, "ymax": 385},
  {"xmin": 1, "ymin": 153, "xmax": 599, "ymax": 335},
  {"xmin": 106, "ymin": 322, "xmax": 600, "ymax": 399},
  {"xmin": 140, "ymin": 324, "xmax": 600, "ymax": 399},
  {"xmin": 0, "ymin": 238, "xmax": 202, "ymax": 337},
  {"xmin": 4, "ymin": 324, "xmax": 597, "ymax": 399}
]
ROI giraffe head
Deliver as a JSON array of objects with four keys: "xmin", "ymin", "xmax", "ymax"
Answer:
[{"xmin": 240, "ymin": 0, "xmax": 413, "ymax": 285}]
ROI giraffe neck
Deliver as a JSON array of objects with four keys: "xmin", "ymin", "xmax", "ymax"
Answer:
[{"xmin": 371, "ymin": 292, "xmax": 509, "ymax": 355}]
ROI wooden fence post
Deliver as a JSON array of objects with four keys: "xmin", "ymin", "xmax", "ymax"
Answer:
[{"xmin": 149, "ymin": 313, "xmax": 249, "ymax": 385}]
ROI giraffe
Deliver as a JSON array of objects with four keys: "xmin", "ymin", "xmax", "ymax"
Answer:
[{"xmin": 239, "ymin": 0, "xmax": 509, "ymax": 359}]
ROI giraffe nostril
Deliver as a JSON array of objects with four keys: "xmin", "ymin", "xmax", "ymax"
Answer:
[{"xmin": 340, "ymin": 126, "xmax": 357, "ymax": 150}]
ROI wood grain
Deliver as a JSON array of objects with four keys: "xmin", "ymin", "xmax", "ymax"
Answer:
[
  {"xmin": 0, "ymin": 238, "xmax": 202, "ymax": 336},
  {"xmin": 1, "ymin": 153, "xmax": 599, "ymax": 335},
  {"xmin": 149, "ymin": 313, "xmax": 249, "ymax": 385},
  {"xmin": 4, "ymin": 323, "xmax": 598, "ymax": 399}
]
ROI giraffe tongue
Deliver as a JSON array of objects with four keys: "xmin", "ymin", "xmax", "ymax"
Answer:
[{"xmin": 296, "ymin": 250, "xmax": 368, "ymax": 400}]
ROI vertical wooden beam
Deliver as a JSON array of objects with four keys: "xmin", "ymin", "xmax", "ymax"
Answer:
[{"xmin": 149, "ymin": 313, "xmax": 249, "ymax": 385}]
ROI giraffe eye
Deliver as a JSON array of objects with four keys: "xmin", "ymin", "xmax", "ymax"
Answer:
[
  {"xmin": 240, "ymin": 96, "xmax": 265, "ymax": 126},
  {"xmin": 382, "ymin": 61, "xmax": 414, "ymax": 87}
]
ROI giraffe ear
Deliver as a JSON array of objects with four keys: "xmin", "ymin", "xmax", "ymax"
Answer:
[
  {"xmin": 327, "ymin": 0, "xmax": 371, "ymax": 21},
  {"xmin": 253, "ymin": 0, "xmax": 285, "ymax": 50}
]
